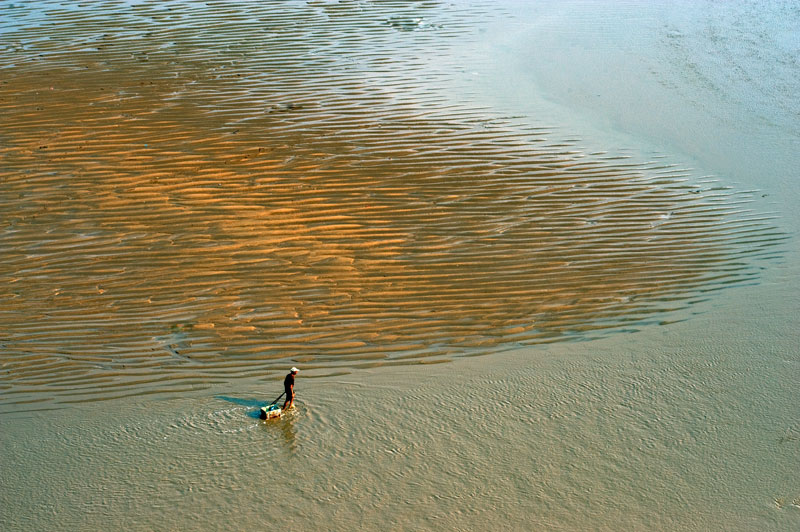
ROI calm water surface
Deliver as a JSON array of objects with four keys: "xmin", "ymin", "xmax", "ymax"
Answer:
[{"xmin": 1, "ymin": 1, "xmax": 798, "ymax": 530}]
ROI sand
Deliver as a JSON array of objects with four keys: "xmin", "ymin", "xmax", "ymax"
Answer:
[
  {"xmin": 1, "ymin": 1, "xmax": 798, "ymax": 530},
  {"xmin": 0, "ymin": 0, "xmax": 783, "ymax": 410}
]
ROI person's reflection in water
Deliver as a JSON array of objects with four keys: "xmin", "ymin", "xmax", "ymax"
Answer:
[{"xmin": 277, "ymin": 407, "xmax": 297, "ymax": 452}]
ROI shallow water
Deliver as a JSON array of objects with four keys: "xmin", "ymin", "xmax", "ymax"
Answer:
[
  {"xmin": 1, "ymin": 1, "xmax": 798, "ymax": 530},
  {"xmin": 2, "ymin": 327, "xmax": 798, "ymax": 531},
  {"xmin": 0, "ymin": 0, "xmax": 785, "ymax": 410}
]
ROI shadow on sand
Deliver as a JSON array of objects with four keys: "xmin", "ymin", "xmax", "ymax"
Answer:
[{"xmin": 215, "ymin": 395, "xmax": 269, "ymax": 419}]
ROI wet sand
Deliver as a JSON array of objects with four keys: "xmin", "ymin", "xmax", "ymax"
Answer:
[
  {"xmin": 1, "ymin": 1, "xmax": 798, "ymax": 530},
  {"xmin": 0, "ymin": 0, "xmax": 783, "ymax": 411}
]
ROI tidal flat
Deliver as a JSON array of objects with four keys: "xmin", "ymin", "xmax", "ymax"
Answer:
[{"xmin": 1, "ymin": 1, "xmax": 798, "ymax": 530}]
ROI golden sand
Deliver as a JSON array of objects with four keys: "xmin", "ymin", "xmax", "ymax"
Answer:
[{"xmin": 0, "ymin": 0, "xmax": 783, "ymax": 409}]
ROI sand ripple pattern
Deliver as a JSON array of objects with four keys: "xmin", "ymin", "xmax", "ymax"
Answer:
[{"xmin": 0, "ymin": 0, "xmax": 784, "ymax": 409}]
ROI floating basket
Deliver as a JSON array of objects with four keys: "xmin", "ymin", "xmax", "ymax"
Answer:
[{"xmin": 260, "ymin": 404, "xmax": 282, "ymax": 420}]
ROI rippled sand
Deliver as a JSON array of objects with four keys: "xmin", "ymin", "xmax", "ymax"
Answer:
[{"xmin": 0, "ymin": 0, "xmax": 784, "ymax": 410}]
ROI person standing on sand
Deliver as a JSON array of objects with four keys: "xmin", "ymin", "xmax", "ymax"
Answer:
[{"xmin": 283, "ymin": 367, "xmax": 299, "ymax": 410}]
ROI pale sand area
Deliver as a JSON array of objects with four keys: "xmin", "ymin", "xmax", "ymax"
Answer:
[{"xmin": 1, "ymin": 1, "xmax": 798, "ymax": 530}]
